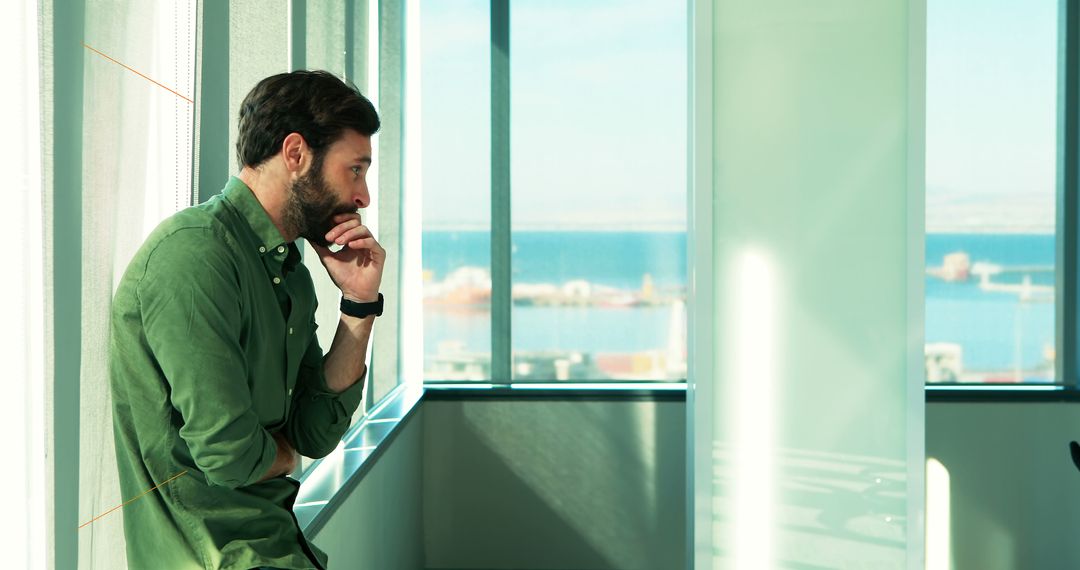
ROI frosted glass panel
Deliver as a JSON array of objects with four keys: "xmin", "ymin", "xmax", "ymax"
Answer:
[{"xmin": 691, "ymin": 0, "xmax": 925, "ymax": 567}]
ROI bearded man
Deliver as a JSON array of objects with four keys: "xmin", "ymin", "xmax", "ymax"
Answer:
[{"xmin": 109, "ymin": 70, "xmax": 385, "ymax": 570}]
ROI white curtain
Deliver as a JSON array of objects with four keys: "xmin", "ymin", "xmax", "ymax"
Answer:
[
  {"xmin": 1, "ymin": 0, "xmax": 47, "ymax": 568},
  {"xmin": 78, "ymin": 1, "xmax": 196, "ymax": 568}
]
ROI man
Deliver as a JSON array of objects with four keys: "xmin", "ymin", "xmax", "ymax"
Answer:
[{"xmin": 109, "ymin": 70, "xmax": 385, "ymax": 570}]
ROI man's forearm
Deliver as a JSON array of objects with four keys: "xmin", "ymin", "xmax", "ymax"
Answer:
[{"xmin": 322, "ymin": 312, "xmax": 375, "ymax": 393}]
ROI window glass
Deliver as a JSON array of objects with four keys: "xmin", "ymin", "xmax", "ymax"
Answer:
[
  {"xmin": 421, "ymin": 0, "xmax": 493, "ymax": 381},
  {"xmin": 925, "ymin": 0, "xmax": 1058, "ymax": 383},
  {"xmin": 508, "ymin": 0, "xmax": 688, "ymax": 381}
]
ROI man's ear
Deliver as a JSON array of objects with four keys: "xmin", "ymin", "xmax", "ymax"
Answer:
[{"xmin": 281, "ymin": 132, "xmax": 308, "ymax": 174}]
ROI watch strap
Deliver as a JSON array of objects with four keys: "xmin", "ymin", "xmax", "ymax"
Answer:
[{"xmin": 340, "ymin": 292, "xmax": 383, "ymax": 318}]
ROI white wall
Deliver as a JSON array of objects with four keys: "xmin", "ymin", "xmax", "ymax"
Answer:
[{"xmin": 422, "ymin": 399, "xmax": 686, "ymax": 570}]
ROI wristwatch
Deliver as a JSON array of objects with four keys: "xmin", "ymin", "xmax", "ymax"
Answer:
[{"xmin": 340, "ymin": 292, "xmax": 384, "ymax": 318}]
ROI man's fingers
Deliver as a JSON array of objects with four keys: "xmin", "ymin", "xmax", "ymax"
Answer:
[
  {"xmin": 345, "ymin": 236, "xmax": 378, "ymax": 251},
  {"xmin": 333, "ymin": 225, "xmax": 373, "ymax": 245},
  {"xmin": 333, "ymin": 212, "xmax": 360, "ymax": 222},
  {"xmin": 325, "ymin": 218, "xmax": 363, "ymax": 243}
]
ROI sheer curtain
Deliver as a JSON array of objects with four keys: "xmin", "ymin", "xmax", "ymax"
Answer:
[
  {"xmin": 78, "ymin": 1, "xmax": 196, "ymax": 568},
  {"xmin": 2, "ymin": 0, "xmax": 47, "ymax": 568}
]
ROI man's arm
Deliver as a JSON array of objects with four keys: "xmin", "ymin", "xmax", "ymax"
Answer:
[
  {"xmin": 323, "ymin": 311, "xmax": 375, "ymax": 393},
  {"xmin": 286, "ymin": 212, "xmax": 385, "ymax": 458},
  {"xmin": 313, "ymin": 213, "xmax": 384, "ymax": 395},
  {"xmin": 282, "ymin": 310, "xmax": 374, "ymax": 459}
]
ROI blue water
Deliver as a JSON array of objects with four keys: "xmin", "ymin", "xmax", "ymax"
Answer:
[
  {"xmin": 423, "ymin": 231, "xmax": 686, "ymax": 357},
  {"xmin": 925, "ymin": 233, "xmax": 1054, "ymax": 376},
  {"xmin": 422, "ymin": 230, "xmax": 687, "ymax": 288},
  {"xmin": 423, "ymin": 230, "xmax": 1055, "ymax": 376}
]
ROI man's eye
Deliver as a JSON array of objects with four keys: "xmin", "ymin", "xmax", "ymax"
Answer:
[{"xmin": 351, "ymin": 166, "xmax": 362, "ymax": 177}]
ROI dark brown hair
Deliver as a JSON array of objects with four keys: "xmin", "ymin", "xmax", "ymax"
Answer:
[{"xmin": 236, "ymin": 70, "xmax": 380, "ymax": 168}]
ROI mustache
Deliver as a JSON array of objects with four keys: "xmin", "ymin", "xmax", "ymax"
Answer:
[{"xmin": 332, "ymin": 205, "xmax": 359, "ymax": 217}]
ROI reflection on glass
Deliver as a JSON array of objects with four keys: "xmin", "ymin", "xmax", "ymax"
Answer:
[{"xmin": 925, "ymin": 0, "xmax": 1057, "ymax": 383}]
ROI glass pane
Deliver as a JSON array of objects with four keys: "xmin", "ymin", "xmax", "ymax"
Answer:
[
  {"xmin": 699, "ymin": 3, "xmax": 919, "ymax": 567},
  {"xmin": 509, "ymin": 0, "xmax": 687, "ymax": 381},
  {"xmin": 421, "ymin": 0, "xmax": 492, "ymax": 381},
  {"xmin": 925, "ymin": 0, "xmax": 1058, "ymax": 383}
]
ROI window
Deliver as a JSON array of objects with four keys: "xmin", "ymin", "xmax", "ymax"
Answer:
[
  {"xmin": 420, "ymin": 0, "xmax": 688, "ymax": 383},
  {"xmin": 421, "ymin": 0, "xmax": 492, "ymax": 381},
  {"xmin": 925, "ymin": 0, "xmax": 1058, "ymax": 384}
]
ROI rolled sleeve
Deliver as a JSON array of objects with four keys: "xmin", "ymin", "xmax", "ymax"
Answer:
[
  {"xmin": 137, "ymin": 229, "xmax": 276, "ymax": 488},
  {"xmin": 284, "ymin": 329, "xmax": 366, "ymax": 459}
]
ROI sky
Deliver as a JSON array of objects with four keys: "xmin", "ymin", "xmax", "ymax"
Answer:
[
  {"xmin": 925, "ymin": 0, "xmax": 1058, "ymax": 233},
  {"xmin": 420, "ymin": 0, "xmax": 687, "ymax": 231},
  {"xmin": 420, "ymin": 0, "xmax": 1058, "ymax": 233}
]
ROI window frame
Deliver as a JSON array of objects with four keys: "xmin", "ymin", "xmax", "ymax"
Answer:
[
  {"xmin": 421, "ymin": 0, "xmax": 691, "ymax": 386},
  {"xmin": 925, "ymin": 0, "xmax": 1077, "ymax": 399}
]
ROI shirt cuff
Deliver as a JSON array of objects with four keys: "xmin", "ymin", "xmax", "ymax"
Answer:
[
  {"xmin": 247, "ymin": 429, "xmax": 280, "ymax": 487},
  {"xmin": 309, "ymin": 364, "xmax": 367, "ymax": 418}
]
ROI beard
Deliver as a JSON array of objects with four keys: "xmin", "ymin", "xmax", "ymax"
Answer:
[{"xmin": 282, "ymin": 154, "xmax": 356, "ymax": 247}]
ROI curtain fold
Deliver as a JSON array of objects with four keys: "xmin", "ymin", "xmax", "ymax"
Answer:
[{"xmin": 3, "ymin": 0, "xmax": 48, "ymax": 568}]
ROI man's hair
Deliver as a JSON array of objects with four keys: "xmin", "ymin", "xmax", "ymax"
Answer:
[{"xmin": 236, "ymin": 70, "xmax": 380, "ymax": 169}]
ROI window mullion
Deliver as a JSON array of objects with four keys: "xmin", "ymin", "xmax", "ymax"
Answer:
[
  {"xmin": 1057, "ymin": 0, "xmax": 1080, "ymax": 387},
  {"xmin": 491, "ymin": 0, "xmax": 511, "ymax": 384}
]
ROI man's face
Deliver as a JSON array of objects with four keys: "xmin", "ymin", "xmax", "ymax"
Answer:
[{"xmin": 283, "ymin": 129, "xmax": 373, "ymax": 246}]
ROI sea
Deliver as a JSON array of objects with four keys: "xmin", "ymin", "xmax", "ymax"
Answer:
[
  {"xmin": 422, "ymin": 230, "xmax": 687, "ymax": 357},
  {"xmin": 926, "ymin": 233, "xmax": 1054, "ymax": 378},
  {"xmin": 422, "ymin": 230, "xmax": 1055, "ymax": 378}
]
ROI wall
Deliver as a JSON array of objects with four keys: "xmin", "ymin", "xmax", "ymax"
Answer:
[
  {"xmin": 926, "ymin": 401, "xmax": 1080, "ymax": 570},
  {"xmin": 421, "ymin": 398, "xmax": 686, "ymax": 570},
  {"xmin": 309, "ymin": 408, "xmax": 426, "ymax": 570}
]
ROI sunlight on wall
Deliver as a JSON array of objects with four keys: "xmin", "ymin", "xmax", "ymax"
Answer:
[{"xmin": 926, "ymin": 457, "xmax": 952, "ymax": 570}]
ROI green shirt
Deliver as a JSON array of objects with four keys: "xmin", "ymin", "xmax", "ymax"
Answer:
[{"xmin": 109, "ymin": 176, "xmax": 365, "ymax": 570}]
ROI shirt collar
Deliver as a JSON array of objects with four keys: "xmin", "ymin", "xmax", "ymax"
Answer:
[{"xmin": 220, "ymin": 176, "xmax": 302, "ymax": 275}]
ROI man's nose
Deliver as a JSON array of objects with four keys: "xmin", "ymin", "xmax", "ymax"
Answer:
[{"xmin": 354, "ymin": 189, "xmax": 370, "ymax": 209}]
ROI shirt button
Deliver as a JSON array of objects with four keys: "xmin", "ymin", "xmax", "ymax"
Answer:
[
  {"xmin": 258, "ymin": 246, "xmax": 266, "ymax": 253},
  {"xmin": 277, "ymin": 245, "xmax": 286, "ymax": 253},
  {"xmin": 288, "ymin": 327, "xmax": 294, "ymax": 335},
  {"xmin": 288, "ymin": 388, "xmax": 293, "ymax": 395},
  {"xmin": 273, "ymin": 277, "xmax": 281, "ymax": 285}
]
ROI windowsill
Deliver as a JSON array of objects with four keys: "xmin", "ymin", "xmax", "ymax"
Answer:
[
  {"xmin": 292, "ymin": 382, "xmax": 424, "ymax": 532},
  {"xmin": 926, "ymin": 383, "xmax": 1080, "ymax": 402},
  {"xmin": 424, "ymin": 380, "xmax": 687, "ymax": 400},
  {"xmin": 292, "ymin": 381, "xmax": 688, "ymax": 534}
]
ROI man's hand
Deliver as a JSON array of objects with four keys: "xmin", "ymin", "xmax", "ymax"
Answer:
[
  {"xmin": 309, "ymin": 212, "xmax": 386, "ymax": 301},
  {"xmin": 256, "ymin": 430, "xmax": 298, "ymax": 483}
]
